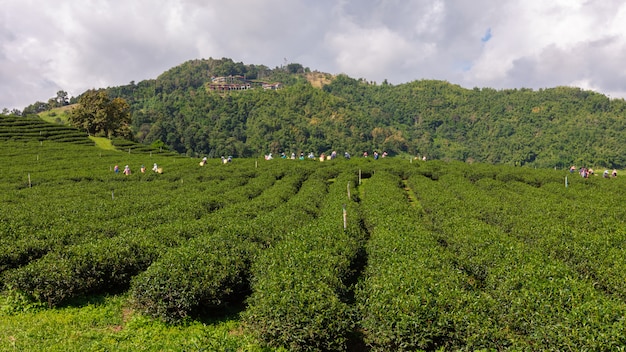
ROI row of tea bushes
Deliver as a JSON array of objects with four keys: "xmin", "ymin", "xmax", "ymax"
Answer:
[
  {"xmin": 0, "ymin": 115, "xmax": 92, "ymax": 145},
  {"xmin": 129, "ymin": 167, "xmax": 331, "ymax": 322},
  {"xmin": 0, "ymin": 163, "xmax": 306, "ymax": 306},
  {"xmin": 409, "ymin": 168, "xmax": 626, "ymax": 350},
  {"xmin": 0, "ymin": 160, "xmax": 275, "ymax": 279},
  {"xmin": 355, "ymin": 171, "xmax": 470, "ymax": 351},
  {"xmin": 243, "ymin": 170, "xmax": 364, "ymax": 351},
  {"xmin": 471, "ymin": 170, "xmax": 626, "ymax": 305},
  {"xmin": 2, "ymin": 232, "xmax": 161, "ymax": 306}
]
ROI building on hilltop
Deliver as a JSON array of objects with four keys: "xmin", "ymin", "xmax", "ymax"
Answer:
[{"xmin": 208, "ymin": 75, "xmax": 282, "ymax": 91}]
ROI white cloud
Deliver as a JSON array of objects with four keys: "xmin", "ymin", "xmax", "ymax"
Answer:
[
  {"xmin": 327, "ymin": 22, "xmax": 436, "ymax": 83},
  {"xmin": 2, "ymin": 0, "xmax": 626, "ymax": 110}
]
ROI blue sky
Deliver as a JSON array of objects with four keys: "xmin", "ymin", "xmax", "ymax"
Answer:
[
  {"xmin": 2, "ymin": 0, "xmax": 626, "ymax": 110},
  {"xmin": 481, "ymin": 28, "xmax": 492, "ymax": 43}
]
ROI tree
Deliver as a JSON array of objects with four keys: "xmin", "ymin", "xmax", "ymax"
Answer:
[
  {"xmin": 55, "ymin": 90, "xmax": 69, "ymax": 106},
  {"xmin": 68, "ymin": 90, "xmax": 132, "ymax": 138},
  {"xmin": 286, "ymin": 63, "xmax": 304, "ymax": 74},
  {"xmin": 22, "ymin": 101, "xmax": 49, "ymax": 115}
]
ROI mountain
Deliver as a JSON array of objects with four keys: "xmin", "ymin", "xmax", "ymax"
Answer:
[{"xmin": 34, "ymin": 57, "xmax": 626, "ymax": 168}]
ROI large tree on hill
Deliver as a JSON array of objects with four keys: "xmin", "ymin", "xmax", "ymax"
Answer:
[{"xmin": 69, "ymin": 89, "xmax": 132, "ymax": 138}]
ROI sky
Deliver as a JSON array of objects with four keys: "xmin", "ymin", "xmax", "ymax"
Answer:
[{"xmin": 2, "ymin": 0, "xmax": 626, "ymax": 110}]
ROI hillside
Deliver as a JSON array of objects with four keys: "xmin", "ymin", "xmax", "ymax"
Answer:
[
  {"xmin": 2, "ymin": 140, "xmax": 626, "ymax": 350},
  {"xmin": 19, "ymin": 57, "xmax": 626, "ymax": 169},
  {"xmin": 0, "ymin": 113, "xmax": 180, "ymax": 156},
  {"xmin": 0, "ymin": 113, "xmax": 93, "ymax": 146}
]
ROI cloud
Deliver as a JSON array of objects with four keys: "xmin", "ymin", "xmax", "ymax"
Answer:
[{"xmin": 2, "ymin": 0, "xmax": 626, "ymax": 110}]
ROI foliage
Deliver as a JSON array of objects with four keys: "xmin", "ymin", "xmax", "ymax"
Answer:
[
  {"xmin": 5, "ymin": 141, "xmax": 626, "ymax": 350},
  {"xmin": 130, "ymin": 232, "xmax": 255, "ymax": 323},
  {"xmin": 243, "ymin": 171, "xmax": 364, "ymax": 351},
  {"xmin": 3, "ymin": 234, "xmax": 161, "ymax": 306},
  {"xmin": 68, "ymin": 89, "xmax": 132, "ymax": 139},
  {"xmin": 0, "ymin": 114, "xmax": 92, "ymax": 145},
  {"xmin": 91, "ymin": 59, "xmax": 626, "ymax": 169}
]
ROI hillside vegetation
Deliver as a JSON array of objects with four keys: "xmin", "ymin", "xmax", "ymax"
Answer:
[
  {"xmin": 2, "ymin": 136, "xmax": 626, "ymax": 350},
  {"xmin": 15, "ymin": 57, "xmax": 626, "ymax": 168},
  {"xmin": 92, "ymin": 57, "xmax": 626, "ymax": 169}
]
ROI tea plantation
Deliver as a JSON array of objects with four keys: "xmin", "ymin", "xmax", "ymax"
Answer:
[{"xmin": 2, "ymin": 136, "xmax": 626, "ymax": 351}]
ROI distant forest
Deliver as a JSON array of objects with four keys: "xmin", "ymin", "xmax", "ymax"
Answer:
[{"xmin": 17, "ymin": 57, "xmax": 626, "ymax": 168}]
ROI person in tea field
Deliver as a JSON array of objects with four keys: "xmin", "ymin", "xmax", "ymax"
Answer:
[
  {"xmin": 199, "ymin": 157, "xmax": 207, "ymax": 166},
  {"xmin": 604, "ymin": 170, "xmax": 610, "ymax": 178},
  {"xmin": 114, "ymin": 164, "xmax": 119, "ymax": 173},
  {"xmin": 613, "ymin": 169, "xmax": 618, "ymax": 177},
  {"xmin": 152, "ymin": 163, "xmax": 159, "ymax": 172},
  {"xmin": 123, "ymin": 165, "xmax": 131, "ymax": 175}
]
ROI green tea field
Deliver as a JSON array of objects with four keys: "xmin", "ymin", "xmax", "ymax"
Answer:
[{"xmin": 1, "ymin": 139, "xmax": 626, "ymax": 351}]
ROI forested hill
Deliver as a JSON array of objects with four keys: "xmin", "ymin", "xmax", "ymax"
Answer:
[{"xmin": 97, "ymin": 57, "xmax": 626, "ymax": 168}]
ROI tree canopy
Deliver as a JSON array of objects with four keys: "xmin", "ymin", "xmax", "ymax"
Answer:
[
  {"xmin": 23, "ymin": 57, "xmax": 626, "ymax": 169},
  {"xmin": 68, "ymin": 89, "xmax": 132, "ymax": 139}
]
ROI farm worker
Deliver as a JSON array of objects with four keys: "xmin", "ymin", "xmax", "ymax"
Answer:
[
  {"xmin": 152, "ymin": 163, "xmax": 158, "ymax": 172},
  {"xmin": 570, "ymin": 165, "xmax": 576, "ymax": 173},
  {"xmin": 114, "ymin": 164, "xmax": 119, "ymax": 173},
  {"xmin": 613, "ymin": 169, "xmax": 618, "ymax": 177},
  {"xmin": 604, "ymin": 170, "xmax": 610, "ymax": 178},
  {"xmin": 123, "ymin": 165, "xmax": 131, "ymax": 175}
]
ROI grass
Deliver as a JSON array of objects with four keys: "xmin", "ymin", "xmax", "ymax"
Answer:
[
  {"xmin": 38, "ymin": 105, "xmax": 75, "ymax": 124},
  {"xmin": 89, "ymin": 136, "xmax": 116, "ymax": 150},
  {"xmin": 0, "ymin": 293, "xmax": 277, "ymax": 351},
  {"xmin": 305, "ymin": 72, "xmax": 334, "ymax": 88}
]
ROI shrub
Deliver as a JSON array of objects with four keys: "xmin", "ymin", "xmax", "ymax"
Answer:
[{"xmin": 3, "ymin": 233, "xmax": 159, "ymax": 306}]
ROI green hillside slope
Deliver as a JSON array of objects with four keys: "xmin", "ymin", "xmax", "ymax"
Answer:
[
  {"xmin": 18, "ymin": 57, "xmax": 626, "ymax": 168},
  {"xmin": 0, "ymin": 114, "xmax": 93, "ymax": 146}
]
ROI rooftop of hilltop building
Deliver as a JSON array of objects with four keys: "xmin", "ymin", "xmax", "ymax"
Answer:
[{"xmin": 208, "ymin": 75, "xmax": 282, "ymax": 91}]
